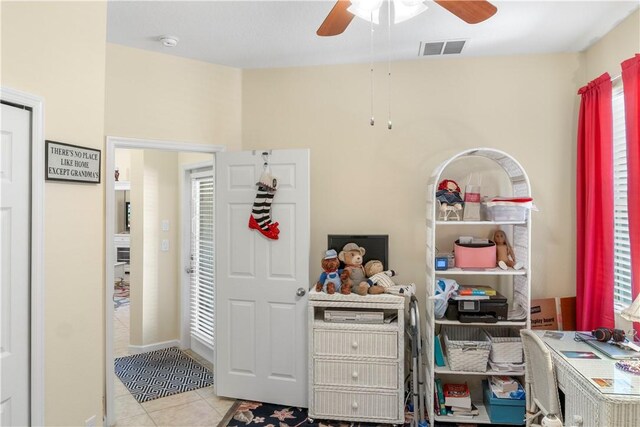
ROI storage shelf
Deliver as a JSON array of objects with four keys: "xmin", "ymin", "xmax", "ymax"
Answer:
[
  {"xmin": 435, "ymin": 356, "xmax": 525, "ymax": 376},
  {"xmin": 435, "ymin": 220, "xmax": 526, "ymax": 226},
  {"xmin": 435, "ymin": 267, "xmax": 527, "ymax": 276},
  {"xmin": 435, "ymin": 319, "xmax": 526, "ymax": 327}
]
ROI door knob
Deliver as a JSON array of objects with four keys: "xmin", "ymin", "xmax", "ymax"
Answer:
[{"xmin": 296, "ymin": 288, "xmax": 306, "ymax": 297}]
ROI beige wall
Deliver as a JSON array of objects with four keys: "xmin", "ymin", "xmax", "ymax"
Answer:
[
  {"xmin": 1, "ymin": 1, "xmax": 107, "ymax": 424},
  {"xmin": 242, "ymin": 54, "xmax": 583, "ymax": 303},
  {"xmin": 583, "ymin": 9, "xmax": 640, "ymax": 82},
  {"xmin": 105, "ymin": 43, "xmax": 242, "ymax": 150},
  {"xmin": 129, "ymin": 150, "xmax": 180, "ymax": 346}
]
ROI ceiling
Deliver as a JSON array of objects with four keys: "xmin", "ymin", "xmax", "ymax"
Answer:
[{"xmin": 107, "ymin": 1, "xmax": 639, "ymax": 69}]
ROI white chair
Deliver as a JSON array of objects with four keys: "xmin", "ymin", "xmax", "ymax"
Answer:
[{"xmin": 520, "ymin": 330, "xmax": 564, "ymax": 427}]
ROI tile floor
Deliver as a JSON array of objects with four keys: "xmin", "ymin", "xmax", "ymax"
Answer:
[{"xmin": 113, "ymin": 282, "xmax": 235, "ymax": 426}]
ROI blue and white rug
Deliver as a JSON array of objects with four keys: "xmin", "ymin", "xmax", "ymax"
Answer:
[{"xmin": 115, "ymin": 347, "xmax": 214, "ymax": 403}]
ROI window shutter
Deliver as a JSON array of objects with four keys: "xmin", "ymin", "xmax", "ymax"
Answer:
[
  {"xmin": 613, "ymin": 86, "xmax": 632, "ymax": 306},
  {"xmin": 190, "ymin": 173, "xmax": 215, "ymax": 348}
]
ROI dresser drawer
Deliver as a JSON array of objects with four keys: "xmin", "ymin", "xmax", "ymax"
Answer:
[
  {"xmin": 313, "ymin": 389, "xmax": 400, "ymax": 422},
  {"xmin": 314, "ymin": 329, "xmax": 397, "ymax": 359},
  {"xmin": 314, "ymin": 359, "xmax": 398, "ymax": 389}
]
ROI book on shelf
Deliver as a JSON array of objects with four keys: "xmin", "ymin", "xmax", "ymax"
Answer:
[
  {"xmin": 434, "ymin": 335, "xmax": 445, "ymax": 366},
  {"xmin": 435, "ymin": 378, "xmax": 447, "ymax": 415},
  {"xmin": 458, "ymin": 286, "xmax": 497, "ymax": 296},
  {"xmin": 446, "ymin": 403, "xmax": 479, "ymax": 417},
  {"xmin": 490, "ymin": 375, "xmax": 518, "ymax": 392},
  {"xmin": 443, "ymin": 383, "xmax": 471, "ymax": 409}
]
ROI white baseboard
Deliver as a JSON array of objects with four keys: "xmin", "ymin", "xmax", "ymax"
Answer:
[
  {"xmin": 128, "ymin": 339, "xmax": 181, "ymax": 354},
  {"xmin": 190, "ymin": 337, "xmax": 214, "ymax": 365}
]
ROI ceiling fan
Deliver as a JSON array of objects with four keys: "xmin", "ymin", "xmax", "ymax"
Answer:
[{"xmin": 317, "ymin": 0, "xmax": 498, "ymax": 36}]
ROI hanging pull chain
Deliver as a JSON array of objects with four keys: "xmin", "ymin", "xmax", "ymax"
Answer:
[
  {"xmin": 370, "ymin": 12, "xmax": 375, "ymax": 126},
  {"xmin": 387, "ymin": 0, "xmax": 392, "ymax": 130}
]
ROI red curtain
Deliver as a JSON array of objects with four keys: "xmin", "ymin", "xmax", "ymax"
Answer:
[
  {"xmin": 622, "ymin": 54, "xmax": 640, "ymax": 334},
  {"xmin": 576, "ymin": 73, "xmax": 614, "ymax": 330}
]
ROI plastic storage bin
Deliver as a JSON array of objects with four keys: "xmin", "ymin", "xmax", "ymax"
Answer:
[
  {"xmin": 485, "ymin": 328, "xmax": 523, "ymax": 363},
  {"xmin": 454, "ymin": 240, "xmax": 496, "ymax": 268},
  {"xmin": 482, "ymin": 380, "xmax": 526, "ymax": 425},
  {"xmin": 442, "ymin": 327, "xmax": 491, "ymax": 372},
  {"xmin": 483, "ymin": 203, "xmax": 528, "ymax": 222}
]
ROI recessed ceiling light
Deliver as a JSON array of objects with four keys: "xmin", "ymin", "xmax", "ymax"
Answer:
[{"xmin": 159, "ymin": 35, "xmax": 179, "ymax": 47}]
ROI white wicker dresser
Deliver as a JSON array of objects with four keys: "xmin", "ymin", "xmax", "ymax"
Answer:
[
  {"xmin": 307, "ymin": 290, "xmax": 405, "ymax": 425},
  {"xmin": 536, "ymin": 331, "xmax": 640, "ymax": 426}
]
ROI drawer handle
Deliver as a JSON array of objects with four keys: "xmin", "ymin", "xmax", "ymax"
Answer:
[
  {"xmin": 352, "ymin": 401, "xmax": 358, "ymax": 410},
  {"xmin": 351, "ymin": 341, "xmax": 358, "ymax": 349},
  {"xmin": 352, "ymin": 371, "xmax": 359, "ymax": 379}
]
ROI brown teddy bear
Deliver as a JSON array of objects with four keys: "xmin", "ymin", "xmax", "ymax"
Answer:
[
  {"xmin": 363, "ymin": 260, "xmax": 397, "ymax": 294},
  {"xmin": 315, "ymin": 249, "xmax": 348, "ymax": 294},
  {"xmin": 339, "ymin": 243, "xmax": 368, "ymax": 295}
]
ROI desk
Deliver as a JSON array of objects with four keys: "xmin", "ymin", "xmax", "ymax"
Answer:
[{"xmin": 536, "ymin": 331, "xmax": 640, "ymax": 426}]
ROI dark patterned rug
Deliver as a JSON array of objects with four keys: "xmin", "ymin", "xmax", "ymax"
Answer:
[
  {"xmin": 222, "ymin": 400, "xmax": 413, "ymax": 427},
  {"xmin": 114, "ymin": 347, "xmax": 214, "ymax": 403}
]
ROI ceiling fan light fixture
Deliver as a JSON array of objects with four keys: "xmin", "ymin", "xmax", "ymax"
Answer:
[
  {"xmin": 347, "ymin": 0, "xmax": 383, "ymax": 24},
  {"xmin": 393, "ymin": 0, "xmax": 428, "ymax": 24}
]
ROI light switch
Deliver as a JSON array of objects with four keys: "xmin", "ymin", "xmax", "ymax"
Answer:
[
  {"xmin": 161, "ymin": 220, "xmax": 170, "ymax": 231},
  {"xmin": 161, "ymin": 239, "xmax": 169, "ymax": 251}
]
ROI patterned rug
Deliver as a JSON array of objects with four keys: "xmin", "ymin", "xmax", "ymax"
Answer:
[
  {"xmin": 113, "ymin": 280, "xmax": 130, "ymax": 309},
  {"xmin": 222, "ymin": 400, "xmax": 412, "ymax": 427},
  {"xmin": 114, "ymin": 347, "xmax": 214, "ymax": 403}
]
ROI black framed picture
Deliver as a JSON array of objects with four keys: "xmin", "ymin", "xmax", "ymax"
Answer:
[{"xmin": 45, "ymin": 140, "xmax": 101, "ymax": 184}]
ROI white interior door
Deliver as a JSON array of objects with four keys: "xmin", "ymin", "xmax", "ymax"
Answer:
[
  {"xmin": 1, "ymin": 103, "xmax": 31, "ymax": 426},
  {"xmin": 215, "ymin": 149, "xmax": 309, "ymax": 407}
]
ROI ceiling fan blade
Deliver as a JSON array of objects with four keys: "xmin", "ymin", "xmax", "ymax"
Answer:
[
  {"xmin": 317, "ymin": 0, "xmax": 355, "ymax": 37},
  {"xmin": 434, "ymin": 0, "xmax": 497, "ymax": 24}
]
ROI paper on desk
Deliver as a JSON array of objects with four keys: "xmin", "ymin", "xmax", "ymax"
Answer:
[{"xmin": 590, "ymin": 377, "xmax": 635, "ymax": 394}]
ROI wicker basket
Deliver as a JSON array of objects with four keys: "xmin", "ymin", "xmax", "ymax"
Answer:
[
  {"xmin": 442, "ymin": 327, "xmax": 491, "ymax": 372},
  {"xmin": 485, "ymin": 328, "xmax": 523, "ymax": 363}
]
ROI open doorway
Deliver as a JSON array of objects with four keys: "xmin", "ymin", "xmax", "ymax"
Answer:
[{"xmin": 105, "ymin": 137, "xmax": 233, "ymax": 427}]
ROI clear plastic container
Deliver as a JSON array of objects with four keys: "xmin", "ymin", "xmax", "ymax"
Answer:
[{"xmin": 484, "ymin": 204, "xmax": 528, "ymax": 222}]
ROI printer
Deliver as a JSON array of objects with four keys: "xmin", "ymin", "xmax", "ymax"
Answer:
[{"xmin": 445, "ymin": 286, "xmax": 508, "ymax": 323}]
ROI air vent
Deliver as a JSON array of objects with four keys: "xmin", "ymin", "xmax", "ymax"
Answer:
[{"xmin": 420, "ymin": 40, "xmax": 466, "ymax": 56}]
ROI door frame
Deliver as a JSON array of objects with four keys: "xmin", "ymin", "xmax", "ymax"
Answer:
[
  {"xmin": 0, "ymin": 87, "xmax": 46, "ymax": 426},
  {"xmin": 179, "ymin": 161, "xmax": 214, "ymax": 359},
  {"xmin": 104, "ymin": 136, "xmax": 224, "ymax": 426}
]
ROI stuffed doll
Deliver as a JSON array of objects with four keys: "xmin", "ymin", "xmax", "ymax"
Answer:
[
  {"xmin": 436, "ymin": 179, "xmax": 464, "ymax": 220},
  {"xmin": 315, "ymin": 249, "xmax": 345, "ymax": 294},
  {"xmin": 493, "ymin": 230, "xmax": 523, "ymax": 270},
  {"xmin": 339, "ymin": 243, "xmax": 368, "ymax": 295},
  {"xmin": 363, "ymin": 260, "xmax": 397, "ymax": 294}
]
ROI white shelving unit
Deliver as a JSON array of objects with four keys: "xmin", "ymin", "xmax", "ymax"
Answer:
[{"xmin": 425, "ymin": 148, "xmax": 531, "ymax": 425}]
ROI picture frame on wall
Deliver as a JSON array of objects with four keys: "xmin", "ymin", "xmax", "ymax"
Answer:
[{"xmin": 45, "ymin": 140, "xmax": 101, "ymax": 184}]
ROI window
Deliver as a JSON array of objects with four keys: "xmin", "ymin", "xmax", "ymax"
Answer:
[
  {"xmin": 613, "ymin": 83, "xmax": 632, "ymax": 307},
  {"xmin": 190, "ymin": 171, "xmax": 215, "ymax": 348}
]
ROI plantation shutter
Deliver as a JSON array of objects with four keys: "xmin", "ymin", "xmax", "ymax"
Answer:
[
  {"xmin": 613, "ymin": 85, "xmax": 632, "ymax": 306},
  {"xmin": 190, "ymin": 171, "xmax": 215, "ymax": 348}
]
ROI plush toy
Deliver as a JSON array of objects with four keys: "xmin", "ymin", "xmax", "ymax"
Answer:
[
  {"xmin": 315, "ymin": 249, "xmax": 345, "ymax": 294},
  {"xmin": 363, "ymin": 260, "xmax": 397, "ymax": 294},
  {"xmin": 493, "ymin": 230, "xmax": 523, "ymax": 270},
  {"xmin": 436, "ymin": 179, "xmax": 464, "ymax": 220},
  {"xmin": 339, "ymin": 243, "xmax": 368, "ymax": 295}
]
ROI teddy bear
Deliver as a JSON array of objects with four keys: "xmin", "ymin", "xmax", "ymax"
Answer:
[
  {"xmin": 363, "ymin": 260, "xmax": 397, "ymax": 294},
  {"xmin": 315, "ymin": 249, "xmax": 346, "ymax": 294},
  {"xmin": 338, "ymin": 242, "xmax": 368, "ymax": 295}
]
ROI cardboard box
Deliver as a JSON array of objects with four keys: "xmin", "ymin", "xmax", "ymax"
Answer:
[{"xmin": 530, "ymin": 297, "xmax": 576, "ymax": 330}]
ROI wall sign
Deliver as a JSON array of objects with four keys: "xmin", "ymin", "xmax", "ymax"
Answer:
[{"xmin": 45, "ymin": 140, "xmax": 101, "ymax": 184}]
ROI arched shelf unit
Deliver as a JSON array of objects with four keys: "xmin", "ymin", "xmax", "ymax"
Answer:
[{"xmin": 425, "ymin": 148, "xmax": 532, "ymax": 425}]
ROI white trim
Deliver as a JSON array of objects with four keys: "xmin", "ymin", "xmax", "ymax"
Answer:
[
  {"xmin": 1, "ymin": 87, "xmax": 46, "ymax": 427},
  {"xmin": 127, "ymin": 340, "xmax": 181, "ymax": 355},
  {"xmin": 190, "ymin": 336, "xmax": 214, "ymax": 365},
  {"xmin": 105, "ymin": 136, "xmax": 223, "ymax": 427}
]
